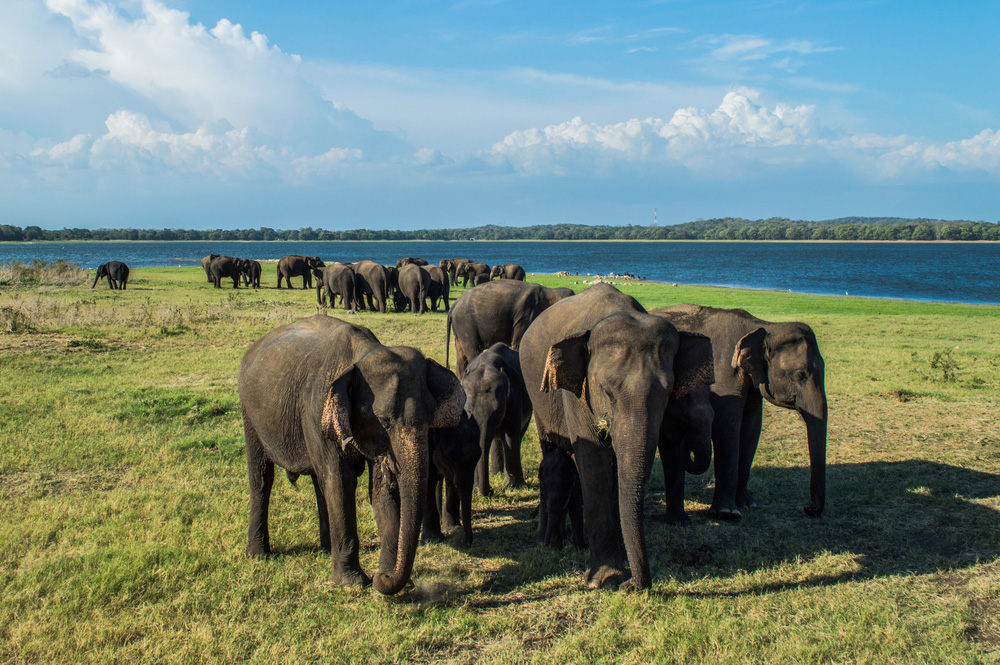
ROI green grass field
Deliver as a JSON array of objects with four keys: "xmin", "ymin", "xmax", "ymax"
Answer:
[{"xmin": 1, "ymin": 265, "xmax": 999, "ymax": 664}]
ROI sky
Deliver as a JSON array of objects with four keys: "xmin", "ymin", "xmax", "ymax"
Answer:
[{"xmin": 1, "ymin": 0, "xmax": 998, "ymax": 230}]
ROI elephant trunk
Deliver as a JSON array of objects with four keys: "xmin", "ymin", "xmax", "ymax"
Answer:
[
  {"xmin": 615, "ymin": 419, "xmax": 659, "ymax": 590},
  {"xmin": 683, "ymin": 431, "xmax": 712, "ymax": 475},
  {"xmin": 373, "ymin": 427, "xmax": 428, "ymax": 595},
  {"xmin": 801, "ymin": 394, "xmax": 827, "ymax": 517},
  {"xmin": 91, "ymin": 271, "xmax": 100, "ymax": 288}
]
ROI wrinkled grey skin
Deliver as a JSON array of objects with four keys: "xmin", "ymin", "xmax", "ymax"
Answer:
[
  {"xmin": 241, "ymin": 259, "xmax": 262, "ymax": 289},
  {"xmin": 238, "ymin": 315, "xmax": 465, "ymax": 595},
  {"xmin": 462, "ymin": 343, "xmax": 532, "ymax": 496},
  {"xmin": 93, "ymin": 261, "xmax": 130, "ymax": 290},
  {"xmin": 314, "ymin": 263, "xmax": 357, "ymax": 311},
  {"xmin": 458, "ymin": 261, "xmax": 491, "ymax": 288},
  {"xmin": 353, "ymin": 260, "xmax": 390, "ymax": 313},
  {"xmin": 394, "ymin": 264, "xmax": 430, "ymax": 314},
  {"xmin": 425, "ymin": 265, "xmax": 450, "ymax": 312},
  {"xmin": 651, "ymin": 304, "xmax": 827, "ymax": 520},
  {"xmin": 446, "ymin": 280, "xmax": 576, "ymax": 375},
  {"xmin": 423, "ymin": 411, "xmax": 481, "ymax": 546},
  {"xmin": 277, "ymin": 255, "xmax": 325, "ymax": 289},
  {"xmin": 201, "ymin": 254, "xmax": 220, "ymax": 283},
  {"xmin": 489, "ymin": 264, "xmax": 526, "ymax": 281},
  {"xmin": 519, "ymin": 284, "xmax": 715, "ymax": 591},
  {"xmin": 536, "ymin": 443, "xmax": 585, "ymax": 549},
  {"xmin": 658, "ymin": 383, "xmax": 715, "ymax": 525},
  {"xmin": 209, "ymin": 256, "xmax": 242, "ymax": 289}
]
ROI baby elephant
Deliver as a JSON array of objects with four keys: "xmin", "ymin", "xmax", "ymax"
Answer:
[
  {"xmin": 536, "ymin": 443, "xmax": 585, "ymax": 549},
  {"xmin": 423, "ymin": 411, "xmax": 482, "ymax": 546},
  {"xmin": 92, "ymin": 261, "xmax": 129, "ymax": 290},
  {"xmin": 462, "ymin": 343, "xmax": 532, "ymax": 497}
]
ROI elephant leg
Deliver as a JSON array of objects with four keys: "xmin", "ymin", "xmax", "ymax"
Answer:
[
  {"xmin": 489, "ymin": 437, "xmax": 504, "ymax": 476},
  {"xmin": 475, "ymin": 437, "xmax": 493, "ymax": 497},
  {"xmin": 736, "ymin": 395, "xmax": 764, "ymax": 509},
  {"xmin": 421, "ymin": 469, "xmax": 444, "ymax": 544},
  {"xmin": 313, "ymin": 477, "xmax": 332, "ymax": 551},
  {"xmin": 659, "ymin": 435, "xmax": 690, "ymax": 525},
  {"xmin": 442, "ymin": 478, "xmax": 460, "ymax": 530},
  {"xmin": 709, "ymin": 395, "xmax": 744, "ymax": 520},
  {"xmin": 572, "ymin": 438, "xmax": 626, "ymax": 589},
  {"xmin": 501, "ymin": 430, "xmax": 525, "ymax": 488},
  {"xmin": 244, "ymin": 419, "xmax": 274, "ymax": 557},
  {"xmin": 567, "ymin": 478, "xmax": 586, "ymax": 549}
]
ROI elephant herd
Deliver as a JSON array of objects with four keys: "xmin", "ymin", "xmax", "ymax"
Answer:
[{"xmin": 238, "ymin": 272, "xmax": 828, "ymax": 595}]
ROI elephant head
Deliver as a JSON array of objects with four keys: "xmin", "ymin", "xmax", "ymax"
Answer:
[
  {"xmin": 489, "ymin": 265, "xmax": 503, "ymax": 280},
  {"xmin": 91, "ymin": 264, "xmax": 108, "ymax": 288},
  {"xmin": 541, "ymin": 313, "xmax": 714, "ymax": 589},
  {"xmin": 732, "ymin": 322, "xmax": 827, "ymax": 516}
]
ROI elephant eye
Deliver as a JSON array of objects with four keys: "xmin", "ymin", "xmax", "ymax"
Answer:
[
  {"xmin": 792, "ymin": 370, "xmax": 808, "ymax": 383},
  {"xmin": 601, "ymin": 385, "xmax": 616, "ymax": 403}
]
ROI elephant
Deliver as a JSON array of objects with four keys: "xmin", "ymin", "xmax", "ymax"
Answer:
[
  {"xmin": 209, "ymin": 256, "xmax": 242, "ymax": 289},
  {"xmin": 425, "ymin": 265, "xmax": 450, "ymax": 312},
  {"xmin": 314, "ymin": 263, "xmax": 357, "ymax": 311},
  {"xmin": 352, "ymin": 260, "xmax": 390, "ymax": 313},
  {"xmin": 277, "ymin": 255, "xmax": 325, "ymax": 289},
  {"xmin": 490, "ymin": 264, "xmax": 526, "ymax": 281},
  {"xmin": 462, "ymin": 343, "xmax": 532, "ymax": 496},
  {"xmin": 423, "ymin": 411, "xmax": 481, "ymax": 546},
  {"xmin": 519, "ymin": 283, "xmax": 715, "ymax": 591},
  {"xmin": 238, "ymin": 315, "xmax": 465, "ymax": 595},
  {"xmin": 241, "ymin": 259, "xmax": 262, "ymax": 289},
  {"xmin": 442, "ymin": 258, "xmax": 473, "ymax": 286},
  {"xmin": 92, "ymin": 261, "xmax": 129, "ymax": 290},
  {"xmin": 536, "ymin": 443, "xmax": 585, "ymax": 549},
  {"xmin": 650, "ymin": 304, "xmax": 827, "ymax": 520},
  {"xmin": 200, "ymin": 254, "xmax": 220, "ymax": 283},
  {"xmin": 658, "ymin": 383, "xmax": 715, "ymax": 525},
  {"xmin": 458, "ymin": 262, "xmax": 491, "ymax": 288},
  {"xmin": 445, "ymin": 280, "xmax": 575, "ymax": 376},
  {"xmin": 396, "ymin": 257, "xmax": 428, "ymax": 268},
  {"xmin": 393, "ymin": 263, "xmax": 430, "ymax": 314}
]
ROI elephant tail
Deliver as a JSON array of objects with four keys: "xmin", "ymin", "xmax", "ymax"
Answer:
[{"xmin": 286, "ymin": 470, "xmax": 299, "ymax": 486}]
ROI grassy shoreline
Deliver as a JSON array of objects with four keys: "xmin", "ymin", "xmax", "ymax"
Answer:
[{"xmin": 1, "ymin": 267, "xmax": 998, "ymax": 663}]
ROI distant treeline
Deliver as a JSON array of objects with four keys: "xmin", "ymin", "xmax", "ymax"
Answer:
[{"xmin": 2, "ymin": 217, "xmax": 998, "ymax": 242}]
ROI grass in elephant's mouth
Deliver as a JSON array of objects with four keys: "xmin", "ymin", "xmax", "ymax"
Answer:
[{"xmin": 1, "ymin": 266, "xmax": 999, "ymax": 664}]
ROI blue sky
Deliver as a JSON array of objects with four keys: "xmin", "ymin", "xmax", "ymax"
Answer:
[{"xmin": 1, "ymin": 0, "xmax": 998, "ymax": 230}]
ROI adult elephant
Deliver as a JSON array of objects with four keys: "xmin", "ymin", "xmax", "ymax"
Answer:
[
  {"xmin": 314, "ymin": 263, "xmax": 357, "ymax": 311},
  {"xmin": 462, "ymin": 343, "xmax": 532, "ymax": 496},
  {"xmin": 200, "ymin": 254, "xmax": 220, "ymax": 283},
  {"xmin": 490, "ymin": 264, "xmax": 526, "ymax": 281},
  {"xmin": 92, "ymin": 261, "xmax": 130, "ymax": 290},
  {"xmin": 394, "ymin": 263, "xmax": 430, "ymax": 314},
  {"xmin": 651, "ymin": 304, "xmax": 827, "ymax": 520},
  {"xmin": 210, "ymin": 256, "xmax": 242, "ymax": 289},
  {"xmin": 277, "ymin": 255, "xmax": 324, "ymax": 289},
  {"xmin": 445, "ymin": 280, "xmax": 575, "ymax": 375},
  {"xmin": 423, "ymin": 412, "xmax": 481, "ymax": 546},
  {"xmin": 442, "ymin": 258, "xmax": 472, "ymax": 286},
  {"xmin": 396, "ymin": 257, "xmax": 428, "ymax": 268},
  {"xmin": 425, "ymin": 265, "xmax": 450, "ymax": 312},
  {"xmin": 238, "ymin": 315, "xmax": 465, "ymax": 594},
  {"xmin": 353, "ymin": 260, "xmax": 390, "ymax": 313},
  {"xmin": 459, "ymin": 262, "xmax": 491, "ymax": 288},
  {"xmin": 519, "ymin": 284, "xmax": 714, "ymax": 591}
]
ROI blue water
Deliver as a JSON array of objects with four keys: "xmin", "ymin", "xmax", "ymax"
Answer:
[{"xmin": 2, "ymin": 240, "xmax": 997, "ymax": 305}]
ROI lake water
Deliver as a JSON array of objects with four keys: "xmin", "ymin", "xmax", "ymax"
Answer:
[{"xmin": 1, "ymin": 240, "xmax": 997, "ymax": 305}]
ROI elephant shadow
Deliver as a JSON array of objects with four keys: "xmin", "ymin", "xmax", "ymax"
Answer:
[{"xmin": 642, "ymin": 459, "xmax": 1000, "ymax": 595}]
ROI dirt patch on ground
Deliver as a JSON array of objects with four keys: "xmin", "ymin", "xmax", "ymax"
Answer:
[
  {"xmin": 0, "ymin": 466, "xmax": 134, "ymax": 499},
  {"xmin": 0, "ymin": 332, "xmax": 132, "ymax": 354}
]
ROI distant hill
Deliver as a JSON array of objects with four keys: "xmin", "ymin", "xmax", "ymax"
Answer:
[{"xmin": 1, "ymin": 217, "xmax": 997, "ymax": 242}]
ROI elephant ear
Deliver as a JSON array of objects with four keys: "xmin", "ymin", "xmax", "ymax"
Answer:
[
  {"xmin": 322, "ymin": 364, "xmax": 356, "ymax": 452},
  {"xmin": 541, "ymin": 330, "xmax": 590, "ymax": 398},
  {"xmin": 672, "ymin": 331, "xmax": 715, "ymax": 399},
  {"xmin": 426, "ymin": 358, "xmax": 466, "ymax": 429},
  {"xmin": 732, "ymin": 327, "xmax": 768, "ymax": 388}
]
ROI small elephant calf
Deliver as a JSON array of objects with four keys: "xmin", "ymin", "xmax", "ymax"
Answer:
[
  {"xmin": 423, "ymin": 411, "xmax": 482, "ymax": 546},
  {"xmin": 536, "ymin": 444, "xmax": 585, "ymax": 549}
]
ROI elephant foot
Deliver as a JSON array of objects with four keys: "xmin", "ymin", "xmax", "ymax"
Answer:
[
  {"xmin": 330, "ymin": 567, "xmax": 371, "ymax": 589},
  {"xmin": 736, "ymin": 489, "xmax": 757, "ymax": 510},
  {"xmin": 420, "ymin": 528, "xmax": 445, "ymax": 545},
  {"xmin": 246, "ymin": 544, "xmax": 271, "ymax": 558},
  {"xmin": 709, "ymin": 504, "xmax": 742, "ymax": 521},
  {"xmin": 664, "ymin": 511, "xmax": 692, "ymax": 526},
  {"xmin": 803, "ymin": 502, "xmax": 824, "ymax": 518},
  {"xmin": 586, "ymin": 564, "xmax": 626, "ymax": 590},
  {"xmin": 441, "ymin": 514, "xmax": 460, "ymax": 530}
]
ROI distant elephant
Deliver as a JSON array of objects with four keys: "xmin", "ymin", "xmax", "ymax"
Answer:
[
  {"xmin": 446, "ymin": 280, "xmax": 575, "ymax": 375},
  {"xmin": 443, "ymin": 258, "xmax": 473, "ymax": 286},
  {"xmin": 423, "ymin": 411, "xmax": 481, "ymax": 546},
  {"xmin": 353, "ymin": 260, "xmax": 390, "ymax": 313},
  {"xmin": 393, "ymin": 264, "xmax": 430, "ymax": 314},
  {"xmin": 92, "ymin": 261, "xmax": 129, "ymax": 290},
  {"xmin": 462, "ymin": 343, "xmax": 532, "ymax": 496},
  {"xmin": 489, "ymin": 264, "xmax": 526, "ymax": 281},
  {"xmin": 200, "ymin": 254, "xmax": 220, "ymax": 283},
  {"xmin": 658, "ymin": 383, "xmax": 715, "ymax": 525},
  {"xmin": 519, "ymin": 284, "xmax": 715, "ymax": 591},
  {"xmin": 238, "ymin": 315, "xmax": 465, "ymax": 595},
  {"xmin": 277, "ymin": 255, "xmax": 324, "ymax": 289},
  {"xmin": 459, "ymin": 262, "xmax": 491, "ymax": 288},
  {"xmin": 536, "ymin": 443, "xmax": 585, "ymax": 549},
  {"xmin": 242, "ymin": 259, "xmax": 262, "ymax": 289},
  {"xmin": 651, "ymin": 304, "xmax": 827, "ymax": 520},
  {"xmin": 396, "ymin": 257, "xmax": 428, "ymax": 268},
  {"xmin": 425, "ymin": 265, "xmax": 450, "ymax": 312},
  {"xmin": 209, "ymin": 256, "xmax": 242, "ymax": 289},
  {"xmin": 314, "ymin": 263, "xmax": 357, "ymax": 311}
]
